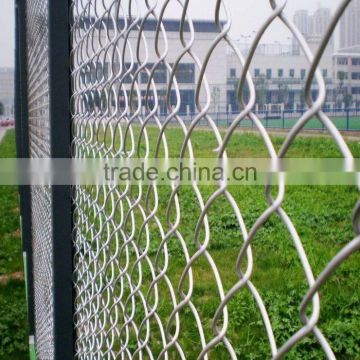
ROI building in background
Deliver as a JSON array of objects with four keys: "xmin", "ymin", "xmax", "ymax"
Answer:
[
  {"xmin": 78, "ymin": 18, "xmax": 227, "ymax": 115},
  {"xmin": 72, "ymin": 12, "xmax": 360, "ymax": 117},
  {"xmin": 227, "ymin": 43, "xmax": 334, "ymax": 113},
  {"xmin": 293, "ymin": 9, "xmax": 310, "ymax": 41},
  {"xmin": 224, "ymin": 4, "xmax": 360, "ymax": 114},
  {"xmin": 226, "ymin": 42, "xmax": 360, "ymax": 113},
  {"xmin": 340, "ymin": 0, "xmax": 360, "ymax": 49},
  {"xmin": 293, "ymin": 7, "xmax": 333, "ymax": 55},
  {"xmin": 309, "ymin": 7, "xmax": 332, "ymax": 41},
  {"xmin": 0, "ymin": 68, "xmax": 14, "ymax": 117},
  {"xmin": 333, "ymin": 46, "xmax": 360, "ymax": 107}
]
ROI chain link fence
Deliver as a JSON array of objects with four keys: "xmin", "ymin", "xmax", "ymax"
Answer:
[
  {"xmin": 25, "ymin": 0, "xmax": 54, "ymax": 358},
  {"xmin": 17, "ymin": 0, "xmax": 72, "ymax": 358},
  {"xmin": 16, "ymin": 0, "xmax": 360, "ymax": 359}
]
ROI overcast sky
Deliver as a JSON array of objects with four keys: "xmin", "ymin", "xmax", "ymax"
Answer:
[{"xmin": 0, "ymin": 0, "xmax": 341, "ymax": 68}]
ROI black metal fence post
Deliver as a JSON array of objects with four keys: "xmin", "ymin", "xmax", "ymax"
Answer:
[
  {"xmin": 346, "ymin": 108, "xmax": 350, "ymax": 131},
  {"xmin": 14, "ymin": 1, "xmax": 36, "ymax": 358},
  {"xmin": 265, "ymin": 111, "xmax": 269, "ymax": 128},
  {"xmin": 48, "ymin": 0, "xmax": 74, "ymax": 358}
]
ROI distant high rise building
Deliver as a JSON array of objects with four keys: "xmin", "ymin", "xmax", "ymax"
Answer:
[
  {"xmin": 293, "ymin": 10, "xmax": 310, "ymax": 39},
  {"xmin": 310, "ymin": 8, "xmax": 332, "ymax": 39},
  {"xmin": 292, "ymin": 7, "xmax": 332, "ymax": 55},
  {"xmin": 340, "ymin": 0, "xmax": 360, "ymax": 49}
]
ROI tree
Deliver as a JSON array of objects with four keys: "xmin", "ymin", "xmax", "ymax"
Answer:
[
  {"xmin": 343, "ymin": 92, "xmax": 353, "ymax": 109},
  {"xmin": 277, "ymin": 83, "xmax": 289, "ymax": 108},
  {"xmin": 335, "ymin": 71, "xmax": 353, "ymax": 108},
  {"xmin": 254, "ymin": 75, "xmax": 268, "ymax": 108},
  {"xmin": 235, "ymin": 75, "xmax": 267, "ymax": 109},
  {"xmin": 300, "ymin": 91, "xmax": 305, "ymax": 109},
  {"xmin": 0, "ymin": 102, "xmax": 4, "ymax": 116}
]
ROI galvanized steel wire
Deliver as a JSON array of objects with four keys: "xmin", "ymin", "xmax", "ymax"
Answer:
[
  {"xmin": 25, "ymin": 0, "xmax": 54, "ymax": 359},
  {"xmin": 68, "ymin": 0, "xmax": 360, "ymax": 359}
]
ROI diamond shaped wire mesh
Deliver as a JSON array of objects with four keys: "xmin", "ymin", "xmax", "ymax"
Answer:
[
  {"xmin": 25, "ymin": 0, "xmax": 54, "ymax": 358},
  {"xmin": 68, "ymin": 0, "xmax": 360, "ymax": 359}
]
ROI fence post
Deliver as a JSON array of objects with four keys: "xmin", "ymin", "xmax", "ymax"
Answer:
[
  {"xmin": 282, "ymin": 110, "xmax": 285, "ymax": 129},
  {"xmin": 346, "ymin": 108, "xmax": 350, "ymax": 131},
  {"xmin": 265, "ymin": 111, "xmax": 269, "ymax": 128},
  {"xmin": 48, "ymin": 0, "xmax": 74, "ymax": 358},
  {"xmin": 14, "ymin": 1, "xmax": 36, "ymax": 358}
]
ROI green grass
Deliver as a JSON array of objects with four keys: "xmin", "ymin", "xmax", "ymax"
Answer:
[
  {"xmin": 1, "ymin": 126, "xmax": 360, "ymax": 359},
  {"xmin": 74, "ymin": 125, "xmax": 360, "ymax": 359},
  {"xmin": 0, "ymin": 130, "xmax": 28, "ymax": 360},
  {"xmin": 97, "ymin": 123, "xmax": 360, "ymax": 158},
  {"xmin": 0, "ymin": 282, "xmax": 28, "ymax": 359},
  {"xmin": 199, "ymin": 116, "xmax": 360, "ymax": 131}
]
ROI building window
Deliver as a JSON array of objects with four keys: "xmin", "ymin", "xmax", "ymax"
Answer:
[
  {"xmin": 322, "ymin": 69, "xmax": 328, "ymax": 78},
  {"xmin": 301, "ymin": 69, "xmax": 306, "ymax": 80},
  {"xmin": 289, "ymin": 69, "xmax": 295, "ymax": 78},
  {"xmin": 337, "ymin": 57, "xmax": 348, "ymax": 65},
  {"xmin": 175, "ymin": 63, "xmax": 195, "ymax": 84},
  {"xmin": 352, "ymin": 87, "xmax": 360, "ymax": 94},
  {"xmin": 278, "ymin": 69, "xmax": 284, "ymax": 78},
  {"xmin": 89, "ymin": 62, "xmax": 96, "ymax": 83},
  {"xmin": 227, "ymin": 90, "xmax": 239, "ymax": 112},
  {"xmin": 254, "ymin": 68, "xmax": 260, "ymax": 77},
  {"xmin": 337, "ymin": 71, "xmax": 348, "ymax": 80},
  {"xmin": 266, "ymin": 69, "xmax": 272, "ymax": 80},
  {"xmin": 266, "ymin": 91, "xmax": 272, "ymax": 103},
  {"xmin": 311, "ymin": 90, "xmax": 318, "ymax": 100},
  {"xmin": 96, "ymin": 62, "xmax": 104, "ymax": 79},
  {"xmin": 154, "ymin": 63, "xmax": 167, "ymax": 83},
  {"xmin": 124, "ymin": 63, "xmax": 138, "ymax": 84},
  {"xmin": 141, "ymin": 63, "xmax": 167, "ymax": 84},
  {"xmin": 352, "ymin": 72, "xmax": 360, "ymax": 80},
  {"xmin": 230, "ymin": 68, "xmax": 236, "ymax": 78},
  {"xmin": 352, "ymin": 58, "xmax": 360, "ymax": 66},
  {"xmin": 157, "ymin": 89, "xmax": 177, "ymax": 114},
  {"xmin": 180, "ymin": 90, "xmax": 195, "ymax": 113},
  {"xmin": 140, "ymin": 90, "xmax": 156, "ymax": 107},
  {"xmin": 140, "ymin": 69, "xmax": 149, "ymax": 84}
]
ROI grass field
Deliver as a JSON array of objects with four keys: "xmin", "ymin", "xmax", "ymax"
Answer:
[
  {"xmin": 73, "ymin": 125, "xmax": 360, "ymax": 359},
  {"xmin": 1, "ymin": 127, "xmax": 360, "ymax": 359},
  {"xmin": 178, "ymin": 115, "xmax": 360, "ymax": 131},
  {"xmin": 0, "ymin": 130, "xmax": 28, "ymax": 360}
]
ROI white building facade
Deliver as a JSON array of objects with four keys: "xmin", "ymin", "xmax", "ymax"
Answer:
[
  {"xmin": 226, "ymin": 45, "xmax": 334, "ymax": 112},
  {"xmin": 333, "ymin": 46, "xmax": 360, "ymax": 107},
  {"xmin": 75, "ymin": 14, "xmax": 360, "ymax": 116},
  {"xmin": 77, "ymin": 18, "xmax": 227, "ymax": 116}
]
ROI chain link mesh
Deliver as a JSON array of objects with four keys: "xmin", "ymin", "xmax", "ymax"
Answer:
[
  {"xmin": 25, "ymin": 0, "xmax": 54, "ymax": 358},
  {"xmin": 68, "ymin": 0, "xmax": 360, "ymax": 359}
]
